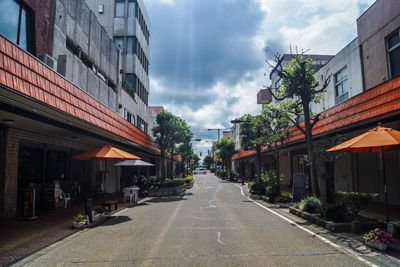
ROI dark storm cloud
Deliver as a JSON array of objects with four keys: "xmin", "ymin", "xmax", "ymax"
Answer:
[{"xmin": 147, "ymin": 0, "xmax": 266, "ymax": 93}]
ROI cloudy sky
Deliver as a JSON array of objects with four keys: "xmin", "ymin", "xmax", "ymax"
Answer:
[{"xmin": 145, "ymin": 0, "xmax": 375, "ymax": 158}]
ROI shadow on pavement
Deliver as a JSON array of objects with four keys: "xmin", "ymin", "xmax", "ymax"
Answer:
[
  {"xmin": 145, "ymin": 197, "xmax": 188, "ymax": 203},
  {"xmin": 99, "ymin": 216, "xmax": 132, "ymax": 227},
  {"xmin": 126, "ymin": 202, "xmax": 149, "ymax": 208}
]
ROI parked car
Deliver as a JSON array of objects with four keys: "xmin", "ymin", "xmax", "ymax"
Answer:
[{"xmin": 193, "ymin": 167, "xmax": 207, "ymax": 174}]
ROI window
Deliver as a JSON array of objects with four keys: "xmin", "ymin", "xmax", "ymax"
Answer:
[
  {"xmin": 126, "ymin": 37, "xmax": 136, "ymax": 54},
  {"xmin": 128, "ymin": 0, "xmax": 136, "ymax": 18},
  {"xmin": 387, "ymin": 29, "xmax": 400, "ymax": 79},
  {"xmin": 114, "ymin": 37, "xmax": 124, "ymax": 52},
  {"xmin": 0, "ymin": 0, "xmax": 32, "ymax": 52},
  {"xmin": 125, "ymin": 73, "xmax": 136, "ymax": 92},
  {"xmin": 114, "ymin": 0, "xmax": 125, "ymax": 17},
  {"xmin": 123, "ymin": 109, "xmax": 135, "ymax": 125},
  {"xmin": 334, "ymin": 67, "xmax": 349, "ymax": 104}
]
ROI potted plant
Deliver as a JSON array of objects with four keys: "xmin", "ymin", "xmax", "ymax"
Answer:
[
  {"xmin": 364, "ymin": 228, "xmax": 393, "ymax": 251},
  {"xmin": 73, "ymin": 214, "xmax": 87, "ymax": 229}
]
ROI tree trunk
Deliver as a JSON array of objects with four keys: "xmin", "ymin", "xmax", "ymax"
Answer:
[
  {"xmin": 256, "ymin": 145, "xmax": 262, "ymax": 184},
  {"xmin": 274, "ymin": 142, "xmax": 280, "ymax": 174},
  {"xmin": 170, "ymin": 150, "xmax": 174, "ymax": 179},
  {"xmin": 303, "ymin": 103, "xmax": 320, "ymax": 197},
  {"xmin": 161, "ymin": 149, "xmax": 166, "ymax": 181}
]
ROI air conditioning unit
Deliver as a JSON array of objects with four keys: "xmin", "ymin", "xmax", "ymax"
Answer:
[{"xmin": 38, "ymin": 54, "xmax": 57, "ymax": 71}]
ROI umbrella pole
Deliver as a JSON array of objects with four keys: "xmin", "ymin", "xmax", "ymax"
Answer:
[
  {"xmin": 380, "ymin": 147, "xmax": 389, "ymax": 223},
  {"xmin": 103, "ymin": 158, "xmax": 107, "ymax": 201}
]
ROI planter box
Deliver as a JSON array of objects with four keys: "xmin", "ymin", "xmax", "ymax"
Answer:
[
  {"xmin": 365, "ymin": 240, "xmax": 387, "ymax": 251},
  {"xmin": 148, "ymin": 184, "xmax": 187, "ymax": 197},
  {"xmin": 289, "ymin": 207, "xmax": 383, "ymax": 233},
  {"xmin": 186, "ymin": 180, "xmax": 194, "ymax": 189},
  {"xmin": 72, "ymin": 222, "xmax": 85, "ymax": 229}
]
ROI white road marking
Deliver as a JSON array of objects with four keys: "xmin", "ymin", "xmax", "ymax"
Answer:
[
  {"xmin": 190, "ymin": 214, "xmax": 232, "ymax": 220},
  {"xmin": 234, "ymin": 184, "xmax": 379, "ymax": 267},
  {"xmin": 177, "ymin": 227, "xmax": 236, "ymax": 230},
  {"xmin": 217, "ymin": 232, "xmax": 225, "ymax": 246}
]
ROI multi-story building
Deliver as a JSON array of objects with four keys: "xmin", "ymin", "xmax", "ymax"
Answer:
[
  {"xmin": 232, "ymin": 0, "xmax": 400, "ymax": 207},
  {"xmin": 0, "ymin": 0, "xmax": 158, "ymax": 220},
  {"xmin": 85, "ymin": 0, "xmax": 151, "ymax": 135}
]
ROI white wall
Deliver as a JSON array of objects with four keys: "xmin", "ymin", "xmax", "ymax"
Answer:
[{"xmin": 312, "ymin": 38, "xmax": 363, "ymax": 114}]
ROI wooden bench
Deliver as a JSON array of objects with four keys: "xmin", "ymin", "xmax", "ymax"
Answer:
[{"xmin": 101, "ymin": 200, "xmax": 118, "ymax": 212}]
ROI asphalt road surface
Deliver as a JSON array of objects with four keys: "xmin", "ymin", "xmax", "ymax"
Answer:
[{"xmin": 14, "ymin": 173, "xmax": 398, "ymax": 266}]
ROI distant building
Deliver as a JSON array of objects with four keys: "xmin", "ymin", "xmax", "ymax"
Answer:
[
  {"xmin": 222, "ymin": 131, "xmax": 232, "ymax": 138},
  {"xmin": 86, "ymin": 0, "xmax": 151, "ymax": 135}
]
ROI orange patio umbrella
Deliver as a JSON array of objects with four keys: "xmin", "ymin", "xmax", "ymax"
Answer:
[
  {"xmin": 327, "ymin": 123, "xmax": 400, "ymax": 222},
  {"xmin": 73, "ymin": 144, "xmax": 140, "ymax": 199}
]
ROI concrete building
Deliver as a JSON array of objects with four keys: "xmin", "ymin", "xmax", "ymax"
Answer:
[
  {"xmin": 85, "ymin": 0, "xmax": 151, "ymax": 135},
  {"xmin": 0, "ymin": 0, "xmax": 158, "ymax": 220}
]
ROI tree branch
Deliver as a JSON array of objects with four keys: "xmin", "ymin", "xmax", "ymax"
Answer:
[
  {"xmin": 266, "ymin": 86, "xmax": 287, "ymax": 101},
  {"xmin": 311, "ymin": 113, "xmax": 321, "ymax": 128}
]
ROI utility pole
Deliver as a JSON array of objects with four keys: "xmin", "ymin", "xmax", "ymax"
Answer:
[{"xmin": 207, "ymin": 128, "xmax": 229, "ymax": 140}]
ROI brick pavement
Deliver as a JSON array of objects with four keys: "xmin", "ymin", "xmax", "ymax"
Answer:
[{"xmin": 0, "ymin": 196, "xmax": 140, "ymax": 266}]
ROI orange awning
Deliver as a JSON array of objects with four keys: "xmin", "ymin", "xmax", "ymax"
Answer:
[
  {"xmin": 73, "ymin": 144, "xmax": 140, "ymax": 160},
  {"xmin": 327, "ymin": 123, "xmax": 400, "ymax": 153}
]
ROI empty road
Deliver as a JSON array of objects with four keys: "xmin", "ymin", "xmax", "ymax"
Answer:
[{"xmin": 14, "ymin": 173, "xmax": 394, "ymax": 266}]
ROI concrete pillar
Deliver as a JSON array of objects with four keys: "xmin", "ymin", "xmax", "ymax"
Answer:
[{"xmin": 0, "ymin": 127, "xmax": 19, "ymax": 219}]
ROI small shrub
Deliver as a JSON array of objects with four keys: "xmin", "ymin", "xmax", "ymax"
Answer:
[
  {"xmin": 153, "ymin": 178, "xmax": 185, "ymax": 188},
  {"xmin": 336, "ymin": 191, "xmax": 378, "ymax": 216},
  {"xmin": 73, "ymin": 214, "xmax": 86, "ymax": 223},
  {"xmin": 275, "ymin": 193, "xmax": 292, "ymax": 203},
  {"xmin": 210, "ymin": 166, "xmax": 216, "ymax": 173},
  {"xmin": 299, "ymin": 196, "xmax": 322, "ymax": 213},
  {"xmin": 261, "ymin": 171, "xmax": 283, "ymax": 189},
  {"xmin": 320, "ymin": 204, "xmax": 347, "ymax": 222},
  {"xmin": 248, "ymin": 181, "xmax": 266, "ymax": 195},
  {"xmin": 184, "ymin": 175, "xmax": 193, "ymax": 184}
]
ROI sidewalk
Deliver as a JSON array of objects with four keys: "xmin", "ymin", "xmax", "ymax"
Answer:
[
  {"xmin": 0, "ymin": 195, "xmax": 142, "ymax": 266},
  {"xmin": 225, "ymin": 178, "xmax": 400, "ymax": 259}
]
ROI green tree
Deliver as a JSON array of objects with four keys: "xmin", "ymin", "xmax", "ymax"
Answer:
[
  {"xmin": 267, "ymin": 54, "xmax": 331, "ymax": 196},
  {"xmin": 168, "ymin": 116, "xmax": 192, "ymax": 178},
  {"xmin": 176, "ymin": 141, "xmax": 193, "ymax": 177},
  {"xmin": 193, "ymin": 154, "xmax": 201, "ymax": 169},
  {"xmin": 262, "ymin": 103, "xmax": 291, "ymax": 172},
  {"xmin": 215, "ymin": 137, "xmax": 238, "ymax": 177},
  {"xmin": 203, "ymin": 155, "xmax": 214, "ymax": 169},
  {"xmin": 152, "ymin": 111, "xmax": 175, "ymax": 180},
  {"xmin": 239, "ymin": 113, "xmax": 271, "ymax": 189}
]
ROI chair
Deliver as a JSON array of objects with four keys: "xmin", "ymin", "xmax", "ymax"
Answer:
[{"xmin": 59, "ymin": 189, "xmax": 71, "ymax": 208}]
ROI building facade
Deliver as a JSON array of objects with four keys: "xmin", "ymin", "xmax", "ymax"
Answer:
[
  {"xmin": 0, "ymin": 0, "xmax": 158, "ymax": 220},
  {"xmin": 232, "ymin": 0, "xmax": 400, "ymax": 207},
  {"xmin": 85, "ymin": 0, "xmax": 151, "ymax": 135}
]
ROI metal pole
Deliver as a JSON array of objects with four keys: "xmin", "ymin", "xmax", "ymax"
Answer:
[{"xmin": 380, "ymin": 147, "xmax": 389, "ymax": 223}]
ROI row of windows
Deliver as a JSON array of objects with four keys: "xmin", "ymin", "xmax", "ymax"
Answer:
[
  {"xmin": 66, "ymin": 38, "xmax": 116, "ymax": 91},
  {"xmin": 114, "ymin": 0, "xmax": 149, "ymax": 44},
  {"xmin": 137, "ymin": 115, "xmax": 148, "ymax": 134},
  {"xmin": 114, "ymin": 36, "xmax": 149, "ymax": 74},
  {"xmin": 123, "ymin": 108, "xmax": 135, "ymax": 125},
  {"xmin": 125, "ymin": 73, "xmax": 149, "ymax": 106},
  {"xmin": 123, "ymin": 108, "xmax": 149, "ymax": 135},
  {"xmin": 136, "ymin": 3, "xmax": 150, "ymax": 44}
]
